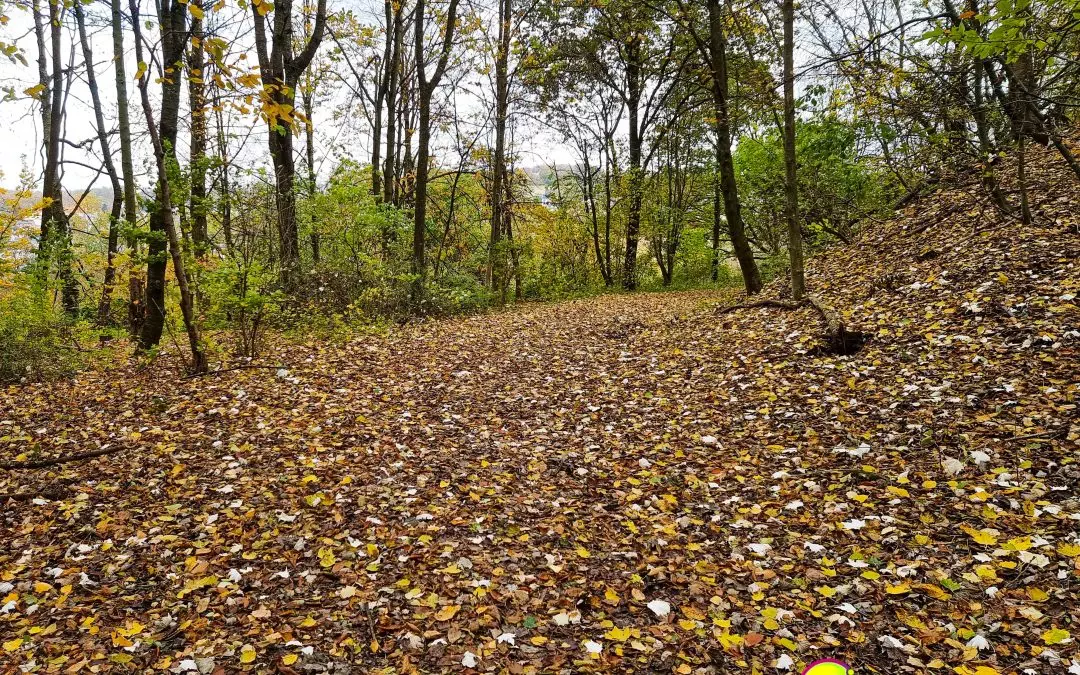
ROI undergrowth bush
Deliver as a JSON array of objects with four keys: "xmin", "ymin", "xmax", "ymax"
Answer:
[{"xmin": 0, "ymin": 284, "xmax": 82, "ymax": 382}]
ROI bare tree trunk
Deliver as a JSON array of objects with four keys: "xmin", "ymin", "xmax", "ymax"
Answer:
[
  {"xmin": 110, "ymin": 0, "xmax": 142, "ymax": 335},
  {"xmin": 707, "ymin": 0, "xmax": 761, "ymax": 295},
  {"xmin": 580, "ymin": 160, "xmax": 612, "ymax": 286},
  {"xmin": 303, "ymin": 87, "xmax": 320, "ymax": 265},
  {"xmin": 75, "ymin": 2, "xmax": 123, "ymax": 324},
  {"xmin": 412, "ymin": 0, "xmax": 461, "ymax": 292},
  {"xmin": 34, "ymin": 0, "xmax": 78, "ymax": 315},
  {"xmin": 369, "ymin": 2, "xmax": 392, "ymax": 199},
  {"xmin": 622, "ymin": 38, "xmax": 643, "ymax": 291},
  {"xmin": 188, "ymin": 7, "xmax": 209, "ymax": 259},
  {"xmin": 214, "ymin": 93, "xmax": 234, "ymax": 253},
  {"xmin": 251, "ymin": 0, "xmax": 328, "ymax": 287},
  {"xmin": 488, "ymin": 0, "xmax": 511, "ymax": 299},
  {"xmin": 782, "ymin": 0, "xmax": 804, "ymax": 299},
  {"xmin": 505, "ymin": 162, "xmax": 521, "ymax": 301},
  {"xmin": 711, "ymin": 169, "xmax": 721, "ymax": 282},
  {"xmin": 137, "ymin": 0, "xmax": 187, "ymax": 350},
  {"xmin": 384, "ymin": 5, "xmax": 405, "ymax": 206},
  {"xmin": 131, "ymin": 0, "xmax": 206, "ymax": 373}
]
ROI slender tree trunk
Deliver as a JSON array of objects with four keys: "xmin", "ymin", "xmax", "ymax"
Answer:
[
  {"xmin": 972, "ymin": 62, "xmax": 1009, "ymax": 213},
  {"xmin": 711, "ymin": 168, "xmax": 721, "ymax": 282},
  {"xmin": 110, "ymin": 0, "xmax": 142, "ymax": 335},
  {"xmin": 138, "ymin": 0, "xmax": 187, "ymax": 350},
  {"xmin": 383, "ymin": 2, "xmax": 403, "ymax": 205},
  {"xmin": 369, "ymin": 2, "xmax": 393, "ymax": 199},
  {"xmin": 75, "ymin": 2, "xmax": 123, "ymax": 324},
  {"xmin": 622, "ymin": 40, "xmax": 643, "ymax": 291},
  {"xmin": 504, "ymin": 163, "xmax": 521, "ymax": 301},
  {"xmin": 603, "ymin": 151, "xmax": 613, "ymax": 281},
  {"xmin": 214, "ymin": 95, "xmax": 234, "ymax": 253},
  {"xmin": 414, "ymin": 98, "xmax": 431, "ymax": 279},
  {"xmin": 781, "ymin": 0, "xmax": 804, "ymax": 299},
  {"xmin": 402, "ymin": 85, "xmax": 416, "ymax": 206},
  {"xmin": 582, "ymin": 162, "xmax": 611, "ymax": 286},
  {"xmin": 188, "ymin": 8, "xmax": 209, "ymax": 259},
  {"xmin": 251, "ymin": 0, "xmax": 328, "ymax": 287},
  {"xmin": 131, "ymin": 0, "xmax": 206, "ymax": 372},
  {"xmin": 412, "ymin": 0, "xmax": 460, "ymax": 290},
  {"xmin": 707, "ymin": 0, "xmax": 761, "ymax": 295},
  {"xmin": 303, "ymin": 88, "xmax": 320, "ymax": 265},
  {"xmin": 32, "ymin": 0, "xmax": 51, "ymax": 246},
  {"xmin": 488, "ymin": 0, "xmax": 511, "ymax": 298},
  {"xmin": 960, "ymin": 0, "xmax": 1009, "ymax": 213},
  {"xmin": 36, "ymin": 0, "xmax": 78, "ymax": 314}
]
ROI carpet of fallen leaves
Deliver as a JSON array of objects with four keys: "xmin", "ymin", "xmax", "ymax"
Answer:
[{"xmin": 2, "ymin": 146, "xmax": 1079, "ymax": 675}]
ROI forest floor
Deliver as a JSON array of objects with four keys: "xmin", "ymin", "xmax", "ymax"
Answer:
[{"xmin": 2, "ymin": 146, "xmax": 1080, "ymax": 675}]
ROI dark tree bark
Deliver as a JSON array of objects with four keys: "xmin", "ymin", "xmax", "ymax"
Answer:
[
  {"xmin": 188, "ymin": 6, "xmax": 209, "ymax": 259},
  {"xmin": 621, "ymin": 36, "xmax": 643, "ymax": 291},
  {"xmin": 711, "ymin": 169, "xmax": 722, "ymax": 282},
  {"xmin": 488, "ymin": 0, "xmax": 511, "ymax": 298},
  {"xmin": 781, "ymin": 0, "xmax": 804, "ymax": 299},
  {"xmin": 504, "ymin": 158, "xmax": 521, "ymax": 301},
  {"xmin": 251, "ymin": 0, "xmax": 328, "ymax": 287},
  {"xmin": 34, "ymin": 0, "xmax": 78, "ymax": 314},
  {"xmin": 367, "ymin": 1, "xmax": 394, "ymax": 199},
  {"xmin": 302, "ymin": 84, "xmax": 320, "ymax": 265},
  {"xmin": 108, "ymin": 0, "xmax": 142, "ymax": 335},
  {"xmin": 138, "ymin": 0, "xmax": 188, "ymax": 349},
  {"xmin": 74, "ymin": 2, "xmax": 123, "ymax": 324},
  {"xmin": 383, "ymin": 1, "xmax": 406, "ymax": 205},
  {"xmin": 412, "ymin": 0, "xmax": 461, "ymax": 287},
  {"xmin": 706, "ymin": 0, "xmax": 761, "ymax": 294},
  {"xmin": 131, "ymin": 0, "xmax": 206, "ymax": 373},
  {"xmin": 578, "ymin": 159, "xmax": 611, "ymax": 286}
]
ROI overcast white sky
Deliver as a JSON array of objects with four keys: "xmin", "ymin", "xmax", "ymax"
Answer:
[
  {"xmin": 0, "ymin": 0, "xmax": 834, "ymax": 195},
  {"xmin": 0, "ymin": 0, "xmax": 583, "ymax": 197}
]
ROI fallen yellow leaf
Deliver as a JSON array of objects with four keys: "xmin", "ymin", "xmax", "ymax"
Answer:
[
  {"xmin": 605, "ymin": 626, "xmax": 631, "ymax": 641},
  {"xmin": 1042, "ymin": 628, "xmax": 1070, "ymax": 645},
  {"xmin": 1057, "ymin": 542, "xmax": 1080, "ymax": 557},
  {"xmin": 961, "ymin": 525, "xmax": 998, "ymax": 546}
]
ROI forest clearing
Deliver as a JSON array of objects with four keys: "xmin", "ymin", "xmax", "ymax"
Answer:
[
  {"xmin": 2, "ymin": 145, "xmax": 1078, "ymax": 673},
  {"xmin": 3, "ymin": 0, "xmax": 1080, "ymax": 668}
]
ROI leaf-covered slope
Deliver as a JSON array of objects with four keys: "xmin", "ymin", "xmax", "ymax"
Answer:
[{"xmin": 2, "ymin": 146, "xmax": 1078, "ymax": 674}]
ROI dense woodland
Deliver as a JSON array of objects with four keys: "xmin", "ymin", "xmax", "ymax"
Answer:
[{"xmin": 0, "ymin": 0, "xmax": 1075, "ymax": 377}]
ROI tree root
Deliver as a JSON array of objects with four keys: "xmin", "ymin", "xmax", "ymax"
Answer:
[
  {"xmin": 716, "ymin": 299, "xmax": 804, "ymax": 315},
  {"xmin": 717, "ymin": 295, "xmax": 867, "ymax": 355}
]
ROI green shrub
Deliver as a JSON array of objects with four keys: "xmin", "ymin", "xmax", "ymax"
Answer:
[
  {"xmin": 202, "ymin": 256, "xmax": 284, "ymax": 357},
  {"xmin": 0, "ymin": 284, "xmax": 81, "ymax": 382}
]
